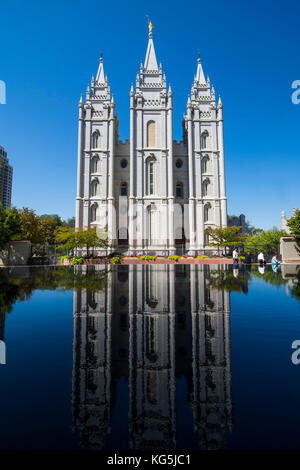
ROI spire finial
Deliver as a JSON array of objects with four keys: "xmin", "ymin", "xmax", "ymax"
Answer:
[
  {"xmin": 198, "ymin": 50, "xmax": 201, "ymax": 62},
  {"xmin": 146, "ymin": 15, "xmax": 154, "ymax": 36},
  {"xmin": 100, "ymin": 50, "xmax": 103, "ymax": 60}
]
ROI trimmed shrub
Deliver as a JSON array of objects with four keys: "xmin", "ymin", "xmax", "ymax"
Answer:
[
  {"xmin": 197, "ymin": 255, "xmax": 208, "ymax": 259},
  {"xmin": 139, "ymin": 255, "xmax": 157, "ymax": 260},
  {"xmin": 111, "ymin": 256, "xmax": 120, "ymax": 264},
  {"xmin": 71, "ymin": 256, "xmax": 84, "ymax": 265},
  {"xmin": 168, "ymin": 255, "xmax": 179, "ymax": 261}
]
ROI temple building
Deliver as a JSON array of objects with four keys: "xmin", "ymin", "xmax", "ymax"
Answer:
[{"xmin": 75, "ymin": 26, "xmax": 227, "ymax": 254}]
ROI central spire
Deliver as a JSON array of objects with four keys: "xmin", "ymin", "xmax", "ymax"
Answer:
[
  {"xmin": 96, "ymin": 52, "xmax": 105, "ymax": 84},
  {"xmin": 144, "ymin": 18, "xmax": 158, "ymax": 71},
  {"xmin": 195, "ymin": 53, "xmax": 206, "ymax": 84}
]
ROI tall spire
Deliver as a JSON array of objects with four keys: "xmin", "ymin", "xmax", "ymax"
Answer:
[
  {"xmin": 196, "ymin": 53, "xmax": 206, "ymax": 84},
  {"xmin": 96, "ymin": 51, "xmax": 105, "ymax": 84},
  {"xmin": 144, "ymin": 19, "xmax": 158, "ymax": 71}
]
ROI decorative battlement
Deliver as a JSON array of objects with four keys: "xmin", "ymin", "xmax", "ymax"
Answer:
[
  {"xmin": 141, "ymin": 69, "xmax": 160, "ymax": 75},
  {"xmin": 199, "ymin": 111, "xmax": 212, "ymax": 118},
  {"xmin": 91, "ymin": 94, "xmax": 109, "ymax": 101},
  {"xmin": 92, "ymin": 109, "xmax": 104, "ymax": 117},
  {"xmin": 138, "ymin": 83, "xmax": 164, "ymax": 88},
  {"xmin": 144, "ymin": 99, "xmax": 161, "ymax": 107}
]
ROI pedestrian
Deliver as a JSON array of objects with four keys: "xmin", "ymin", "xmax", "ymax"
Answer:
[
  {"xmin": 271, "ymin": 253, "xmax": 280, "ymax": 266},
  {"xmin": 232, "ymin": 247, "xmax": 239, "ymax": 266},
  {"xmin": 258, "ymin": 251, "xmax": 265, "ymax": 266}
]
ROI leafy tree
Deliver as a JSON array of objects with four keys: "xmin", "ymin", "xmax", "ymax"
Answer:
[
  {"xmin": 287, "ymin": 209, "xmax": 300, "ymax": 243},
  {"xmin": 55, "ymin": 227, "xmax": 78, "ymax": 253},
  {"xmin": 39, "ymin": 218, "xmax": 58, "ymax": 245},
  {"xmin": 39, "ymin": 214, "xmax": 64, "ymax": 226},
  {"xmin": 77, "ymin": 227, "xmax": 109, "ymax": 256},
  {"xmin": 14, "ymin": 207, "xmax": 43, "ymax": 244},
  {"xmin": 55, "ymin": 227, "xmax": 109, "ymax": 255},
  {"xmin": 0, "ymin": 205, "xmax": 21, "ymax": 250},
  {"xmin": 204, "ymin": 226, "xmax": 248, "ymax": 255},
  {"xmin": 245, "ymin": 227, "xmax": 286, "ymax": 254}
]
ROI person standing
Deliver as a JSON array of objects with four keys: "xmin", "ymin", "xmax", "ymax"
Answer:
[
  {"xmin": 258, "ymin": 251, "xmax": 265, "ymax": 265},
  {"xmin": 232, "ymin": 247, "xmax": 239, "ymax": 266}
]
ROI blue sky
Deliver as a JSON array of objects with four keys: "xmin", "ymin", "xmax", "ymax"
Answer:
[{"xmin": 0, "ymin": 0, "xmax": 299, "ymax": 229}]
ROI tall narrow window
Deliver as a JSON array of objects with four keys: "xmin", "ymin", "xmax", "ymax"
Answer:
[
  {"xmin": 91, "ymin": 204, "xmax": 98, "ymax": 222},
  {"xmin": 149, "ymin": 162, "xmax": 154, "ymax": 195},
  {"xmin": 203, "ymin": 178, "xmax": 210, "ymax": 197},
  {"xmin": 202, "ymin": 155, "xmax": 209, "ymax": 173},
  {"xmin": 92, "ymin": 130, "xmax": 100, "ymax": 149},
  {"xmin": 201, "ymin": 130, "xmax": 209, "ymax": 149},
  {"xmin": 91, "ymin": 155, "xmax": 99, "ymax": 173},
  {"xmin": 176, "ymin": 182, "xmax": 183, "ymax": 198},
  {"xmin": 91, "ymin": 179, "xmax": 99, "ymax": 197},
  {"xmin": 120, "ymin": 182, "xmax": 128, "ymax": 196},
  {"xmin": 204, "ymin": 203, "xmax": 211, "ymax": 222},
  {"xmin": 147, "ymin": 121, "xmax": 156, "ymax": 148}
]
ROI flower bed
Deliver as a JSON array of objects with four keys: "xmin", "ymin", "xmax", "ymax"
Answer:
[{"xmin": 63, "ymin": 256, "xmax": 234, "ymax": 265}]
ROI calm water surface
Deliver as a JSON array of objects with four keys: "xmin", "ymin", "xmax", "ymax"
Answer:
[{"xmin": 0, "ymin": 263, "xmax": 300, "ymax": 450}]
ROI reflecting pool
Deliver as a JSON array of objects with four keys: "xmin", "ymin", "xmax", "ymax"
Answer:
[{"xmin": 0, "ymin": 263, "xmax": 300, "ymax": 450}]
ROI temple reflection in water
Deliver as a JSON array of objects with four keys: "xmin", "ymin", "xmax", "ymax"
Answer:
[{"xmin": 72, "ymin": 264, "xmax": 232, "ymax": 450}]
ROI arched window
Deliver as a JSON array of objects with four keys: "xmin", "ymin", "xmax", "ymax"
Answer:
[
  {"xmin": 176, "ymin": 182, "xmax": 184, "ymax": 198},
  {"xmin": 92, "ymin": 130, "xmax": 100, "ymax": 149},
  {"xmin": 120, "ymin": 181, "xmax": 128, "ymax": 196},
  {"xmin": 147, "ymin": 121, "xmax": 156, "ymax": 148},
  {"xmin": 204, "ymin": 203, "xmax": 211, "ymax": 222},
  {"xmin": 201, "ymin": 130, "xmax": 209, "ymax": 149},
  {"xmin": 203, "ymin": 178, "xmax": 210, "ymax": 197},
  {"xmin": 91, "ymin": 179, "xmax": 99, "ymax": 197},
  {"xmin": 91, "ymin": 155, "xmax": 99, "ymax": 173},
  {"xmin": 147, "ymin": 157, "xmax": 156, "ymax": 195},
  {"xmin": 91, "ymin": 204, "xmax": 98, "ymax": 222},
  {"xmin": 202, "ymin": 155, "xmax": 209, "ymax": 173}
]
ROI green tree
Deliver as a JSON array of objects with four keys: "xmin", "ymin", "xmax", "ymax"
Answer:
[
  {"xmin": 0, "ymin": 205, "xmax": 21, "ymax": 250},
  {"xmin": 245, "ymin": 227, "xmax": 286, "ymax": 254},
  {"xmin": 55, "ymin": 227, "xmax": 78, "ymax": 253},
  {"xmin": 204, "ymin": 226, "xmax": 248, "ymax": 255},
  {"xmin": 14, "ymin": 207, "xmax": 43, "ymax": 243},
  {"xmin": 77, "ymin": 227, "xmax": 109, "ymax": 256},
  {"xmin": 39, "ymin": 218, "xmax": 58, "ymax": 245},
  {"xmin": 55, "ymin": 227, "xmax": 109, "ymax": 255},
  {"xmin": 287, "ymin": 209, "xmax": 300, "ymax": 243},
  {"xmin": 39, "ymin": 214, "xmax": 64, "ymax": 226}
]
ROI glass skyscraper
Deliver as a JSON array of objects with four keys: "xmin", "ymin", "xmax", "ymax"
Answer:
[{"xmin": 0, "ymin": 145, "xmax": 13, "ymax": 209}]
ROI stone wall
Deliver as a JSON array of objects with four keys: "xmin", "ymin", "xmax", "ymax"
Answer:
[
  {"xmin": 280, "ymin": 237, "xmax": 300, "ymax": 262},
  {"xmin": 0, "ymin": 241, "xmax": 31, "ymax": 266}
]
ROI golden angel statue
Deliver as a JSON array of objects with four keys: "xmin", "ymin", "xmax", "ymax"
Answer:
[{"xmin": 146, "ymin": 16, "xmax": 153, "ymax": 34}]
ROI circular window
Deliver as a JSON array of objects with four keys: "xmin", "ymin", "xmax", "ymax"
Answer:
[
  {"xmin": 120, "ymin": 159, "xmax": 128, "ymax": 168},
  {"xmin": 176, "ymin": 159, "xmax": 183, "ymax": 168}
]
